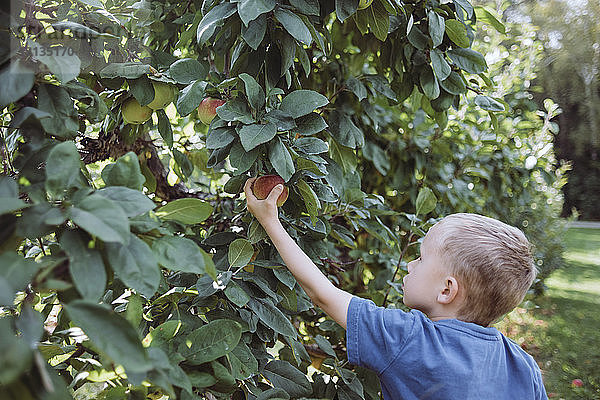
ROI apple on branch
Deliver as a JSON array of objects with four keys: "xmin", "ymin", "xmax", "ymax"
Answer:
[
  {"xmin": 198, "ymin": 97, "xmax": 226, "ymax": 125},
  {"xmin": 252, "ymin": 175, "xmax": 289, "ymax": 207},
  {"xmin": 147, "ymin": 81, "xmax": 177, "ymax": 110},
  {"xmin": 122, "ymin": 98, "xmax": 153, "ymax": 124}
]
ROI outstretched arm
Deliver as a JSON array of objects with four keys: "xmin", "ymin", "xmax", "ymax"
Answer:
[{"xmin": 244, "ymin": 178, "xmax": 353, "ymax": 329}]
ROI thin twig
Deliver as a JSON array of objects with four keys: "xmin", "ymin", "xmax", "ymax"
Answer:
[{"xmin": 382, "ymin": 231, "xmax": 415, "ymax": 307}]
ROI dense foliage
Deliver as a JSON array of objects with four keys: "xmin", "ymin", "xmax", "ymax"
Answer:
[{"xmin": 0, "ymin": 0, "xmax": 564, "ymax": 399}]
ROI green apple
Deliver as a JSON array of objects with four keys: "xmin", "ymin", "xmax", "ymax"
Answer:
[
  {"xmin": 122, "ymin": 98, "xmax": 153, "ymax": 124},
  {"xmin": 147, "ymin": 81, "xmax": 176, "ymax": 110}
]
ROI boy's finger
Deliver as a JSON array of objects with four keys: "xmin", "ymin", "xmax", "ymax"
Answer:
[
  {"xmin": 244, "ymin": 178, "xmax": 257, "ymax": 199},
  {"xmin": 266, "ymin": 184, "xmax": 284, "ymax": 203}
]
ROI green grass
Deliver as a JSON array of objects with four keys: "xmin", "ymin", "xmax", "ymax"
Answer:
[{"xmin": 498, "ymin": 227, "xmax": 600, "ymax": 399}]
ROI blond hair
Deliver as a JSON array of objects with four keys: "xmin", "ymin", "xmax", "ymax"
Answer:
[{"xmin": 433, "ymin": 213, "xmax": 536, "ymax": 326}]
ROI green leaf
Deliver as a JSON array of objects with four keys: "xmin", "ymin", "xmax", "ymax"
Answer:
[
  {"xmin": 99, "ymin": 62, "xmax": 153, "ymax": 79},
  {"xmin": 178, "ymin": 319, "xmax": 242, "ymax": 365},
  {"xmin": 430, "ymin": 49, "xmax": 451, "ymax": 81},
  {"xmin": 105, "ymin": 234, "xmax": 160, "ymax": 297},
  {"xmin": 241, "ymin": 14, "xmax": 267, "ymax": 50},
  {"xmin": 274, "ymin": 8, "xmax": 312, "ymax": 45},
  {"xmin": 155, "ymin": 198, "xmax": 213, "ymax": 225},
  {"xmin": 363, "ymin": 0, "xmax": 389, "ymax": 41},
  {"xmin": 173, "ymin": 149, "xmax": 194, "ymax": 179},
  {"xmin": 447, "ymin": 48, "xmax": 487, "ymax": 74},
  {"xmin": 428, "ymin": 11, "xmax": 445, "ymax": 48},
  {"xmin": 440, "ymin": 71, "xmax": 467, "ymax": 95},
  {"xmin": 101, "ymin": 151, "xmax": 145, "ymax": 191},
  {"xmin": 206, "ymin": 127, "xmax": 236, "ymax": 150},
  {"xmin": 239, "ymin": 122, "xmax": 277, "ymax": 151},
  {"xmin": 420, "ymin": 66, "xmax": 440, "ymax": 100},
  {"xmin": 336, "ymin": 0, "xmax": 359, "ymax": 22},
  {"xmin": 62, "ymin": 81, "xmax": 108, "ymax": 122},
  {"xmin": 407, "ymin": 25, "xmax": 429, "ymax": 51},
  {"xmin": 71, "ymin": 194, "xmax": 130, "ymax": 244},
  {"xmin": 363, "ymin": 141, "xmax": 390, "ymax": 175},
  {"xmin": 279, "ymin": 90, "xmax": 329, "ymax": 119},
  {"xmin": 315, "ymin": 334, "xmax": 337, "ymax": 359},
  {"xmin": 224, "ymin": 281, "xmax": 251, "ymax": 308},
  {"xmin": 445, "ymin": 19, "xmax": 470, "ymax": 48},
  {"xmin": 157, "ymin": 109, "xmax": 173, "ymax": 148},
  {"xmin": 237, "ymin": 0, "xmax": 276, "ymax": 26},
  {"xmin": 365, "ymin": 75, "xmax": 397, "ymax": 100},
  {"xmin": 329, "ymin": 111, "xmax": 364, "ymax": 148},
  {"xmin": 197, "ymin": 3, "xmax": 237, "ymax": 45},
  {"xmin": 268, "ymin": 137, "xmax": 295, "ymax": 182},
  {"xmin": 227, "ymin": 342, "xmax": 258, "ymax": 380},
  {"xmin": 294, "ymin": 137, "xmax": 329, "ymax": 154},
  {"xmin": 96, "ymin": 186, "xmax": 155, "ymax": 217},
  {"xmin": 265, "ymin": 109, "xmax": 296, "ymax": 131},
  {"xmin": 16, "ymin": 202, "xmax": 65, "ymax": 238},
  {"xmin": 228, "ymin": 238, "xmax": 254, "ymax": 268},
  {"xmin": 329, "ymin": 140, "xmax": 357, "ymax": 174},
  {"xmin": 474, "ymin": 6, "xmax": 505, "ymax": 34},
  {"xmin": 248, "ymin": 218, "xmax": 268, "ymax": 243},
  {"xmin": 30, "ymin": 42, "xmax": 81, "ymax": 83},
  {"xmin": 152, "ymin": 236, "xmax": 207, "ymax": 274},
  {"xmin": 474, "ymin": 95, "xmax": 505, "ymax": 112},
  {"xmin": 345, "ymin": 76, "xmax": 367, "ymax": 101},
  {"xmin": 216, "ymin": 98, "xmax": 255, "ymax": 124},
  {"xmin": 453, "ymin": 0, "xmax": 474, "ymax": 18},
  {"xmin": 247, "ymin": 298, "xmax": 297, "ymax": 337},
  {"xmin": 65, "ymin": 300, "xmax": 151, "ymax": 373},
  {"xmin": 37, "ymin": 84, "xmax": 79, "ymax": 138},
  {"xmin": 143, "ymin": 320, "xmax": 181, "ymax": 348},
  {"xmin": 415, "ymin": 187, "xmax": 437, "ymax": 215},
  {"xmin": 262, "ymin": 360, "xmax": 311, "ymax": 397},
  {"xmin": 0, "ymin": 318, "xmax": 32, "ymax": 385},
  {"xmin": 169, "ymin": 58, "xmax": 208, "ymax": 84},
  {"xmin": 0, "ymin": 60, "xmax": 35, "ymax": 108},
  {"xmin": 0, "ymin": 252, "xmax": 41, "ymax": 297},
  {"xmin": 176, "ymin": 80, "xmax": 207, "ymax": 117},
  {"xmin": 45, "ymin": 141, "xmax": 82, "ymax": 198},
  {"xmin": 297, "ymin": 179, "xmax": 320, "ymax": 218},
  {"xmin": 0, "ymin": 177, "xmax": 28, "ymax": 215},
  {"xmin": 229, "ymin": 141, "xmax": 260, "ymax": 174},
  {"xmin": 239, "ymin": 73, "xmax": 265, "ymax": 111},
  {"xmin": 294, "ymin": 112, "xmax": 328, "ymax": 136},
  {"xmin": 290, "ymin": 0, "xmax": 320, "ymax": 15},
  {"xmin": 60, "ymin": 230, "xmax": 107, "ymax": 301}
]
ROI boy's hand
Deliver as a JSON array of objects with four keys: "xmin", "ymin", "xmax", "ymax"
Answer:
[
  {"xmin": 244, "ymin": 177, "xmax": 284, "ymax": 225},
  {"xmin": 244, "ymin": 177, "xmax": 353, "ymax": 329}
]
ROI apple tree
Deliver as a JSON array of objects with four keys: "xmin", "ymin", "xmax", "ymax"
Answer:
[{"xmin": 0, "ymin": 0, "xmax": 564, "ymax": 399}]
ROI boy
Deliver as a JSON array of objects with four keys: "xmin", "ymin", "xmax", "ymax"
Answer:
[{"xmin": 244, "ymin": 179, "xmax": 548, "ymax": 399}]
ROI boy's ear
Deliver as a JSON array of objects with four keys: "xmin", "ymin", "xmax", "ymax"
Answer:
[{"xmin": 437, "ymin": 276, "xmax": 459, "ymax": 304}]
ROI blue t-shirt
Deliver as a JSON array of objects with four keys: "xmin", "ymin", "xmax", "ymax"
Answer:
[{"xmin": 346, "ymin": 297, "xmax": 548, "ymax": 400}]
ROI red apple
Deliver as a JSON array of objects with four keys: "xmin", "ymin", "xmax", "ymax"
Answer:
[
  {"xmin": 572, "ymin": 379, "xmax": 584, "ymax": 387},
  {"xmin": 197, "ymin": 97, "xmax": 225, "ymax": 125},
  {"xmin": 252, "ymin": 175, "xmax": 289, "ymax": 206}
]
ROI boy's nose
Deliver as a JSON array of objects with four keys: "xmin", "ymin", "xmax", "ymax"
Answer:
[{"xmin": 407, "ymin": 260, "xmax": 414, "ymax": 273}]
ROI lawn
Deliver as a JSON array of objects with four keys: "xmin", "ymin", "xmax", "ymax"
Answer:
[{"xmin": 498, "ymin": 227, "xmax": 600, "ymax": 399}]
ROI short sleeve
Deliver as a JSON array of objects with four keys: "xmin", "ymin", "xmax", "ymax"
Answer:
[
  {"xmin": 534, "ymin": 364, "xmax": 549, "ymax": 399},
  {"xmin": 346, "ymin": 296, "xmax": 416, "ymax": 374}
]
